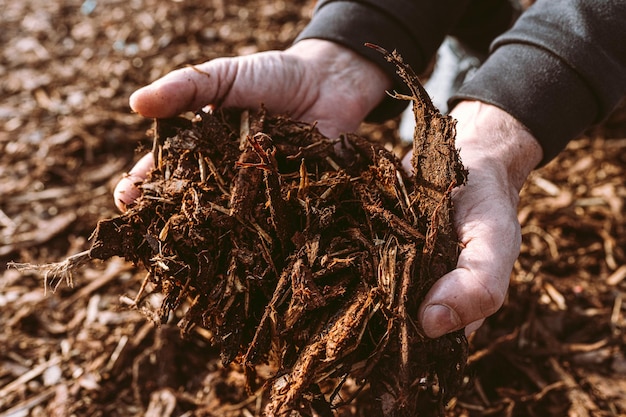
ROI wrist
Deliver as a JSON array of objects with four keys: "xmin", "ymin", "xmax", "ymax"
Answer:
[{"xmin": 450, "ymin": 100, "xmax": 543, "ymax": 194}]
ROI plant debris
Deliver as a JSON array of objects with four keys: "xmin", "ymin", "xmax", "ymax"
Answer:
[
  {"xmin": 11, "ymin": 49, "xmax": 468, "ymax": 416},
  {"xmin": 3, "ymin": 1, "xmax": 626, "ymax": 416}
]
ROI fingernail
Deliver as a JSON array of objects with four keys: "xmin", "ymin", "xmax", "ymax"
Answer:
[
  {"xmin": 422, "ymin": 304, "xmax": 462, "ymax": 338},
  {"xmin": 465, "ymin": 319, "xmax": 484, "ymax": 337}
]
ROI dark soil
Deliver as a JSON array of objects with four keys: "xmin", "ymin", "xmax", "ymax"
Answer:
[{"xmin": 1, "ymin": 1, "xmax": 626, "ymax": 417}]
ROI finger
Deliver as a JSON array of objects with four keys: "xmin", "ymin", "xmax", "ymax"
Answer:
[
  {"xmin": 130, "ymin": 52, "xmax": 310, "ymax": 119},
  {"xmin": 465, "ymin": 319, "xmax": 484, "ymax": 337},
  {"xmin": 129, "ymin": 58, "xmax": 238, "ymax": 118},
  {"xmin": 113, "ymin": 153, "xmax": 154, "ymax": 212},
  {"xmin": 401, "ymin": 150, "xmax": 414, "ymax": 176},
  {"xmin": 419, "ymin": 216, "xmax": 520, "ymax": 338}
]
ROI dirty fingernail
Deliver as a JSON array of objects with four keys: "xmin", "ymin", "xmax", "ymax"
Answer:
[{"xmin": 422, "ymin": 304, "xmax": 462, "ymax": 338}]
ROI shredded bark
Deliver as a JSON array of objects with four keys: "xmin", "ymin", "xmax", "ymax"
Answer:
[
  {"xmin": 10, "ymin": 49, "xmax": 468, "ymax": 416},
  {"xmin": 4, "ymin": 2, "xmax": 626, "ymax": 416}
]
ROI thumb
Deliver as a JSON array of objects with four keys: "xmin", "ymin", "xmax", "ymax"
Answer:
[{"xmin": 419, "ymin": 210, "xmax": 521, "ymax": 338}]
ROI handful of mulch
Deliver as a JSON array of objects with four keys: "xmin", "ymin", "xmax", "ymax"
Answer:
[{"xmin": 12, "ymin": 49, "xmax": 468, "ymax": 416}]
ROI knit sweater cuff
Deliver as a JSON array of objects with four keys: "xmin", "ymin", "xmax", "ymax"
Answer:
[{"xmin": 452, "ymin": 43, "xmax": 598, "ymax": 164}]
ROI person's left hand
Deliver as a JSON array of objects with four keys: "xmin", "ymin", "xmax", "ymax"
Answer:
[{"xmin": 404, "ymin": 100, "xmax": 543, "ymax": 337}]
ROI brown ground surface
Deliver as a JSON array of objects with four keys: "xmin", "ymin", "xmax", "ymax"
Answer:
[{"xmin": 1, "ymin": 0, "xmax": 625, "ymax": 416}]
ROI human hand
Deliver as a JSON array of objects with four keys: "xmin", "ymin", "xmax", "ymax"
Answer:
[
  {"xmin": 406, "ymin": 100, "xmax": 543, "ymax": 338},
  {"xmin": 114, "ymin": 39, "xmax": 391, "ymax": 211}
]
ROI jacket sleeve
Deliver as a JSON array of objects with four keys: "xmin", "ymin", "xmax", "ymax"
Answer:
[
  {"xmin": 451, "ymin": 0, "xmax": 626, "ymax": 164},
  {"xmin": 295, "ymin": 0, "xmax": 472, "ymax": 121}
]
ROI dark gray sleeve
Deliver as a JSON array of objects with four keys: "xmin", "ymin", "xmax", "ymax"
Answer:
[
  {"xmin": 295, "ymin": 0, "xmax": 472, "ymax": 121},
  {"xmin": 452, "ymin": 0, "xmax": 626, "ymax": 164}
]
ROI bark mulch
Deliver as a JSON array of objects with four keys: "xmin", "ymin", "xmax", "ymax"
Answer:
[{"xmin": 1, "ymin": 1, "xmax": 625, "ymax": 416}]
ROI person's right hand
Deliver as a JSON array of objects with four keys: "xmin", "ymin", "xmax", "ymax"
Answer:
[{"xmin": 113, "ymin": 39, "xmax": 392, "ymax": 211}]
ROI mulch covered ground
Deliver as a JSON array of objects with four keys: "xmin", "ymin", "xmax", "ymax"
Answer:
[{"xmin": 1, "ymin": 0, "xmax": 625, "ymax": 416}]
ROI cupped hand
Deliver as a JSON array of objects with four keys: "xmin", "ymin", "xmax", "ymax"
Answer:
[
  {"xmin": 114, "ymin": 39, "xmax": 392, "ymax": 211},
  {"xmin": 409, "ymin": 100, "xmax": 543, "ymax": 338}
]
